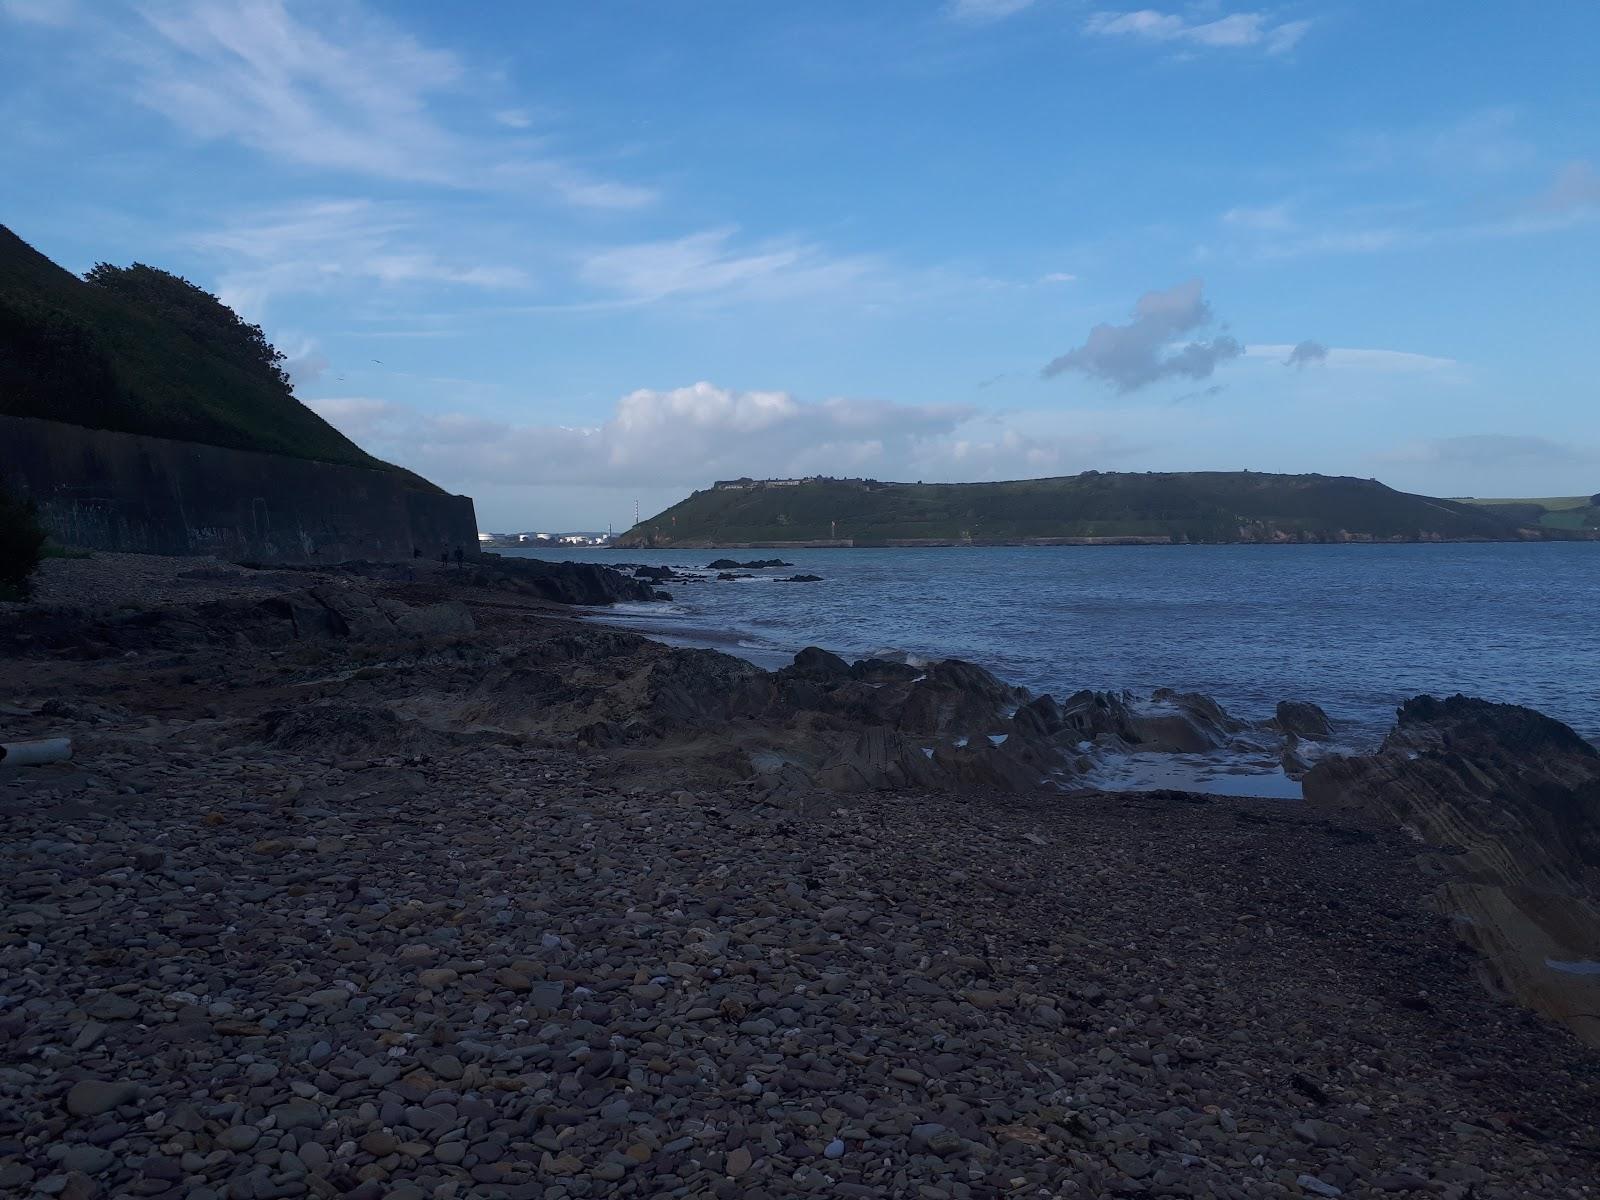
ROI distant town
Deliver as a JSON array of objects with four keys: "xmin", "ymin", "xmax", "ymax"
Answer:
[{"xmin": 477, "ymin": 530, "xmax": 613, "ymax": 548}]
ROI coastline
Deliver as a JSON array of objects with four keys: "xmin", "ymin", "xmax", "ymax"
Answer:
[{"xmin": 3, "ymin": 553, "xmax": 1599, "ymax": 1197}]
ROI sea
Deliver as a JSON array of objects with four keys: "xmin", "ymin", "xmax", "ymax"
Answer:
[{"xmin": 499, "ymin": 542, "xmax": 1600, "ymax": 791}]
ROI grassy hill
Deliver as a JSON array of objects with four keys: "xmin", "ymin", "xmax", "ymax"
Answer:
[
  {"xmin": 1458, "ymin": 494, "xmax": 1600, "ymax": 532},
  {"xmin": 615, "ymin": 472, "xmax": 1582, "ymax": 547},
  {"xmin": 0, "ymin": 225, "xmax": 432, "ymax": 487}
]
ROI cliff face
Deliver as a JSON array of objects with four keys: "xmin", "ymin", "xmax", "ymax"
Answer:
[
  {"xmin": 1305, "ymin": 695, "xmax": 1600, "ymax": 1045},
  {"xmin": 1, "ymin": 415, "xmax": 477, "ymax": 562}
]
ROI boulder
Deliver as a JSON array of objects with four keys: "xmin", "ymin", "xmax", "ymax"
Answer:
[
  {"xmin": 1132, "ymin": 690, "xmax": 1241, "ymax": 753},
  {"xmin": 785, "ymin": 646, "xmax": 852, "ymax": 682},
  {"xmin": 1012, "ymin": 694, "xmax": 1065, "ymax": 739},
  {"xmin": 1276, "ymin": 699, "xmax": 1333, "ymax": 739},
  {"xmin": 1305, "ymin": 694, "xmax": 1600, "ymax": 1045}
]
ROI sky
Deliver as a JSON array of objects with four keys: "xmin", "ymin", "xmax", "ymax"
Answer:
[{"xmin": 2, "ymin": 1, "xmax": 1598, "ymax": 531}]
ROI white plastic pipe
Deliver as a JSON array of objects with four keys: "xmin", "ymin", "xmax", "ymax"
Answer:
[{"xmin": 0, "ymin": 738, "xmax": 73, "ymax": 766}]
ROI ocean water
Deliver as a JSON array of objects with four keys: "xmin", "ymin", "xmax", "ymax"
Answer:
[{"xmin": 499, "ymin": 542, "xmax": 1600, "ymax": 747}]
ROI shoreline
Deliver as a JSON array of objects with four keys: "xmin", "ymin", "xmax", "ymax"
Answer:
[
  {"xmin": 3, "ymin": 552, "xmax": 1599, "ymax": 1196},
  {"xmin": 604, "ymin": 534, "xmax": 1600, "ymax": 550}
]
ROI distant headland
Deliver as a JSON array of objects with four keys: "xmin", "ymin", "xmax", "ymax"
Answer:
[{"xmin": 613, "ymin": 472, "xmax": 1600, "ymax": 548}]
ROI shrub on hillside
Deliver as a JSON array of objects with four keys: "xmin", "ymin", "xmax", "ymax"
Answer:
[{"xmin": 0, "ymin": 480, "xmax": 46, "ymax": 599}]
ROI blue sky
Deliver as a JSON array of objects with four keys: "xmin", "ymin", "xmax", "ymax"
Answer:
[{"xmin": 3, "ymin": 0, "xmax": 1597, "ymax": 530}]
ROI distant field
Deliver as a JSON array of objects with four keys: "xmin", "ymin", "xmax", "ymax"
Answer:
[
  {"xmin": 1460, "ymin": 496, "xmax": 1592, "ymax": 510},
  {"xmin": 1457, "ymin": 495, "xmax": 1599, "ymax": 531}
]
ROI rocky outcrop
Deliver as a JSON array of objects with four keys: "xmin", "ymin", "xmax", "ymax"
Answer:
[
  {"xmin": 707, "ymin": 558, "xmax": 792, "ymax": 569},
  {"xmin": 262, "ymin": 586, "xmax": 475, "ymax": 641},
  {"xmin": 470, "ymin": 556, "xmax": 660, "ymax": 606},
  {"xmin": 1305, "ymin": 694, "xmax": 1600, "ymax": 1045}
]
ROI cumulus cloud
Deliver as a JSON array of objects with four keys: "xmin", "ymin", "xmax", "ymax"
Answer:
[
  {"xmin": 309, "ymin": 384, "xmax": 975, "ymax": 490},
  {"xmin": 1283, "ymin": 339, "xmax": 1328, "ymax": 368},
  {"xmin": 305, "ymin": 382, "xmax": 1118, "ymax": 496},
  {"xmin": 1084, "ymin": 9, "xmax": 1311, "ymax": 55},
  {"xmin": 1042, "ymin": 279, "xmax": 1243, "ymax": 392}
]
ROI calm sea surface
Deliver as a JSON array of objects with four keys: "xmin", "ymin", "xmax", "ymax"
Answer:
[{"xmin": 501, "ymin": 543, "xmax": 1600, "ymax": 746}]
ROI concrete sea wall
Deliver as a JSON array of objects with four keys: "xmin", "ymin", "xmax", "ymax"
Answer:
[{"xmin": 0, "ymin": 415, "xmax": 478, "ymax": 562}]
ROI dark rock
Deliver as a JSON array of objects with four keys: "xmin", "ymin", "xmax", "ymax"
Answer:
[
  {"xmin": 786, "ymin": 647, "xmax": 852, "ymax": 682},
  {"xmin": 1276, "ymin": 699, "xmax": 1333, "ymax": 739},
  {"xmin": 1305, "ymin": 693, "xmax": 1600, "ymax": 1045},
  {"xmin": 470, "ymin": 556, "xmax": 658, "ymax": 606},
  {"xmin": 849, "ymin": 658, "xmax": 923, "ymax": 684},
  {"xmin": 782, "ymin": 574, "xmax": 823, "ymax": 583}
]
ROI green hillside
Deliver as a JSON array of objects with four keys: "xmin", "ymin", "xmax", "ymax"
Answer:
[
  {"xmin": 615, "ymin": 472, "xmax": 1579, "ymax": 547},
  {"xmin": 0, "ymin": 225, "xmax": 430, "ymax": 485},
  {"xmin": 1458, "ymin": 494, "xmax": 1600, "ymax": 532}
]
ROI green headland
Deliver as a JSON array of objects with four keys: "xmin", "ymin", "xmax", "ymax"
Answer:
[{"xmin": 615, "ymin": 472, "xmax": 1599, "ymax": 548}]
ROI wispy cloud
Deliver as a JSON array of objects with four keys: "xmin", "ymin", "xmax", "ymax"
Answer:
[
  {"xmin": 1043, "ymin": 279, "xmax": 1243, "ymax": 391},
  {"xmin": 946, "ymin": 0, "xmax": 1038, "ymax": 24},
  {"xmin": 1222, "ymin": 203, "xmax": 1296, "ymax": 232},
  {"xmin": 578, "ymin": 228, "xmax": 878, "ymax": 306},
  {"xmin": 191, "ymin": 199, "xmax": 531, "ymax": 319},
  {"xmin": 1245, "ymin": 344, "xmax": 1457, "ymax": 372},
  {"xmin": 1084, "ymin": 9, "xmax": 1312, "ymax": 56},
  {"xmin": 1380, "ymin": 434, "xmax": 1586, "ymax": 467},
  {"xmin": 10, "ymin": 0, "xmax": 653, "ymax": 209}
]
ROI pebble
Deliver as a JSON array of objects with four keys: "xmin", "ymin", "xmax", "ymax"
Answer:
[{"xmin": 3, "ymin": 572, "xmax": 1597, "ymax": 1200}]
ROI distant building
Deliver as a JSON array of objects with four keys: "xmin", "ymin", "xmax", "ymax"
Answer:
[{"xmin": 712, "ymin": 476, "xmax": 816, "ymax": 491}]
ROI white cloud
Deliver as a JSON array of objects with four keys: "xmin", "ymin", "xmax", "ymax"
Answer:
[
  {"xmin": 1245, "ymin": 344, "xmax": 1457, "ymax": 372},
  {"xmin": 1041, "ymin": 271, "xmax": 1078, "ymax": 283},
  {"xmin": 1043, "ymin": 279, "xmax": 1243, "ymax": 391},
  {"xmin": 306, "ymin": 382, "xmax": 1115, "ymax": 492},
  {"xmin": 191, "ymin": 199, "xmax": 531, "ymax": 319},
  {"xmin": 946, "ymin": 0, "xmax": 1037, "ymax": 23},
  {"xmin": 0, "ymin": 0, "xmax": 78, "ymax": 25},
  {"xmin": 1222, "ymin": 203, "xmax": 1295, "ymax": 232},
  {"xmin": 1085, "ymin": 9, "xmax": 1311, "ymax": 55},
  {"xmin": 578, "ymin": 229, "xmax": 877, "ymax": 305},
  {"xmin": 19, "ymin": 0, "xmax": 652, "ymax": 209}
]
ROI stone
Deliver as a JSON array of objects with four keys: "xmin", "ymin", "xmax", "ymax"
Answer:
[
  {"xmin": 60, "ymin": 1146, "xmax": 114, "ymax": 1174},
  {"xmin": 217, "ymin": 1127, "xmax": 260, "ymax": 1152},
  {"xmin": 64, "ymin": 1081, "xmax": 139, "ymax": 1116}
]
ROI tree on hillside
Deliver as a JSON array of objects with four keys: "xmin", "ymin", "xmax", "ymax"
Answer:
[{"xmin": 84, "ymin": 263, "xmax": 293, "ymax": 395}]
